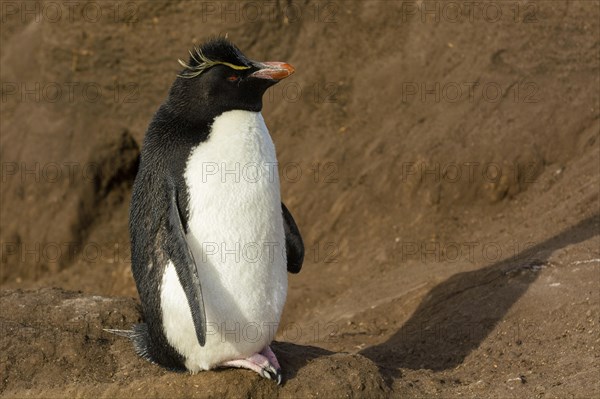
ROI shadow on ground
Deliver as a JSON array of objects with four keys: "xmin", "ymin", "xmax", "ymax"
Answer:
[{"xmin": 361, "ymin": 215, "xmax": 599, "ymax": 375}]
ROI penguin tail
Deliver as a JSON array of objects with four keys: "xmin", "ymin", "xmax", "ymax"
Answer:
[
  {"xmin": 103, "ymin": 328, "xmax": 134, "ymax": 337},
  {"xmin": 104, "ymin": 323, "xmax": 156, "ymax": 364}
]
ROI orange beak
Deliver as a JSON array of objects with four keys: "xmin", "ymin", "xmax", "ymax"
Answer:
[{"xmin": 249, "ymin": 62, "xmax": 295, "ymax": 81}]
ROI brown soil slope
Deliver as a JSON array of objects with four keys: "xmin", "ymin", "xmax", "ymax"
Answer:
[{"xmin": 1, "ymin": 1, "xmax": 599, "ymax": 398}]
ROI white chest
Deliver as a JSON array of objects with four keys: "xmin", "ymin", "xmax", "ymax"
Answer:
[
  {"xmin": 160, "ymin": 110, "xmax": 288, "ymax": 371},
  {"xmin": 184, "ymin": 110, "xmax": 283, "ymax": 234}
]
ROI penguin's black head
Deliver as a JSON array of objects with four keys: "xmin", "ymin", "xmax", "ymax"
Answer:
[{"xmin": 168, "ymin": 38, "xmax": 294, "ymax": 122}]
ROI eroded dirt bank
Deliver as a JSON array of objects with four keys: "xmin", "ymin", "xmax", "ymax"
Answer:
[{"xmin": 1, "ymin": 1, "xmax": 599, "ymax": 397}]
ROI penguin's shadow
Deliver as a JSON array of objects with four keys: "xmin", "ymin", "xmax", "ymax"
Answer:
[
  {"xmin": 272, "ymin": 341, "xmax": 333, "ymax": 381},
  {"xmin": 360, "ymin": 214, "xmax": 599, "ymax": 377}
]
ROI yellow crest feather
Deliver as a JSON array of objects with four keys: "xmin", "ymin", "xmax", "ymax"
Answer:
[{"xmin": 178, "ymin": 46, "xmax": 250, "ymax": 78}]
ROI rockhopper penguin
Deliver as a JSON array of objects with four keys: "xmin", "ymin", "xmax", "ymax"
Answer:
[{"xmin": 121, "ymin": 38, "xmax": 304, "ymax": 384}]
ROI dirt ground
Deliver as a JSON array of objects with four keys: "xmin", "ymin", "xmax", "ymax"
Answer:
[{"xmin": 1, "ymin": 0, "xmax": 599, "ymax": 397}]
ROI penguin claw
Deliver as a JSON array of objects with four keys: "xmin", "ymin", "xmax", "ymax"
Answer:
[{"xmin": 261, "ymin": 365, "xmax": 282, "ymax": 385}]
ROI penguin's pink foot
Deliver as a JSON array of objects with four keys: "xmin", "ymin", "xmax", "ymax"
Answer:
[
  {"xmin": 259, "ymin": 345, "xmax": 281, "ymax": 371},
  {"xmin": 219, "ymin": 345, "xmax": 282, "ymax": 384}
]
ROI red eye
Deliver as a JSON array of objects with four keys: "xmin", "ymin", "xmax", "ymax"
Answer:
[{"xmin": 227, "ymin": 75, "xmax": 239, "ymax": 82}]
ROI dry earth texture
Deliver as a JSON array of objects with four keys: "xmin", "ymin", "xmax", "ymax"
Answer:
[{"xmin": 1, "ymin": 0, "xmax": 599, "ymax": 398}]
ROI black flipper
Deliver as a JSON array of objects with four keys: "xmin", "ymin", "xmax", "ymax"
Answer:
[
  {"xmin": 282, "ymin": 202, "xmax": 304, "ymax": 273},
  {"xmin": 167, "ymin": 178, "xmax": 207, "ymax": 346}
]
